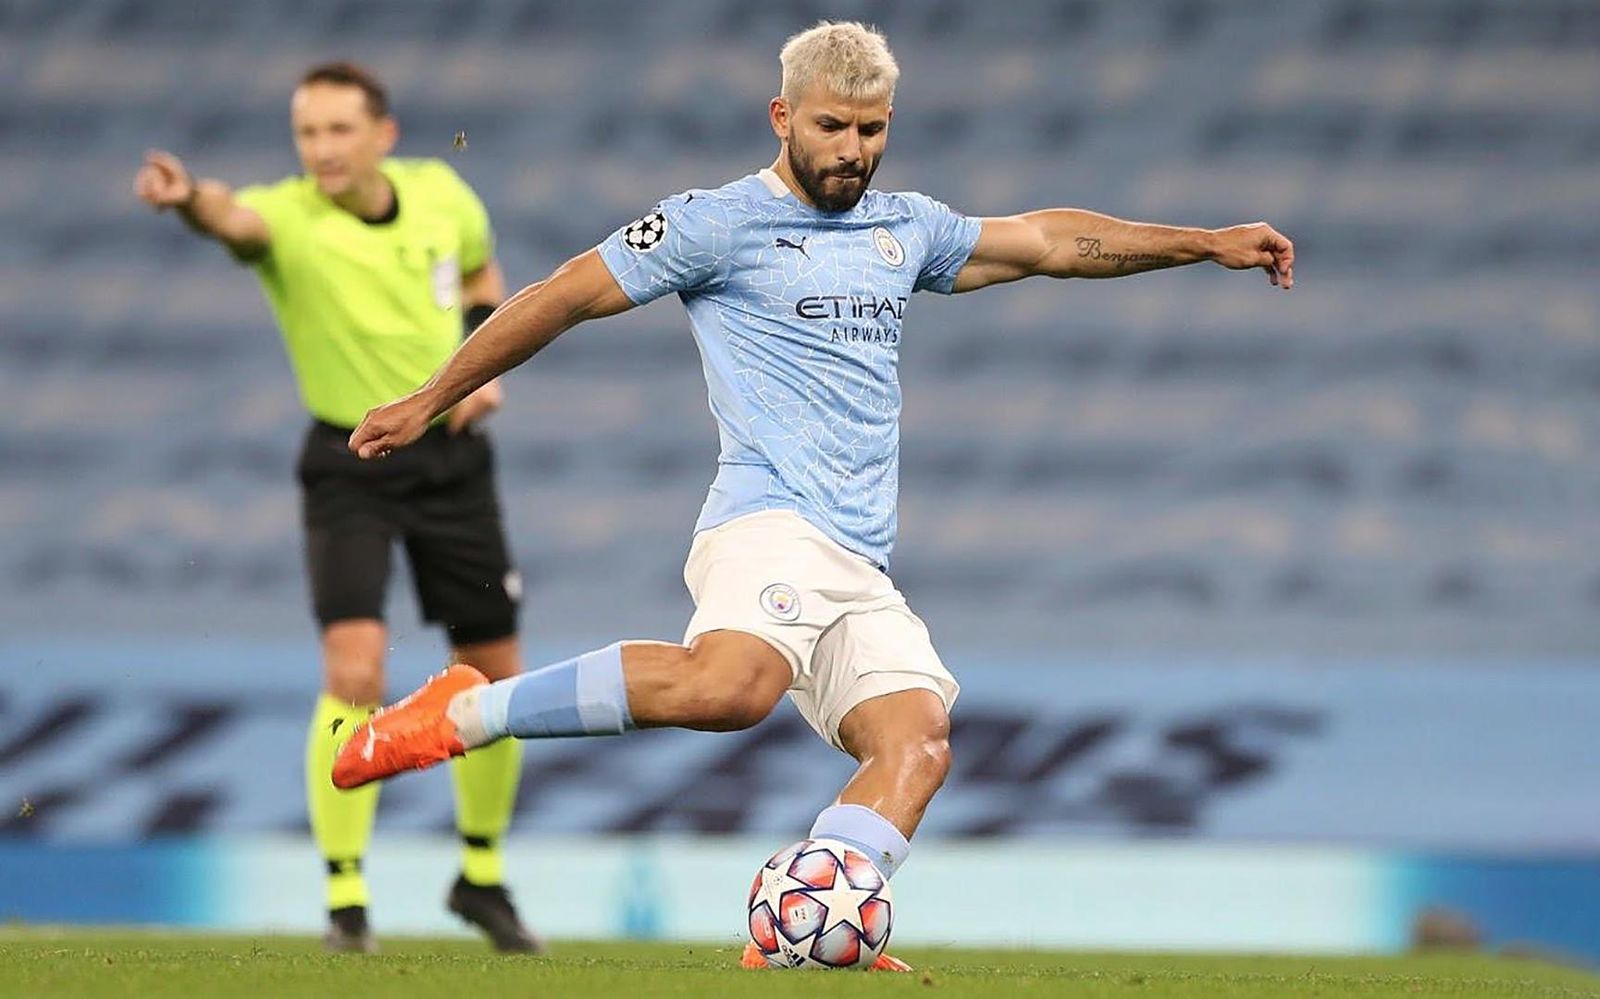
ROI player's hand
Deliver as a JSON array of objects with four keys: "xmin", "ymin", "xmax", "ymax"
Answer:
[
  {"xmin": 134, "ymin": 150, "xmax": 196, "ymax": 211},
  {"xmin": 1210, "ymin": 222, "xmax": 1294, "ymax": 289},
  {"xmin": 446, "ymin": 379, "xmax": 503, "ymax": 434},
  {"xmin": 350, "ymin": 393, "xmax": 434, "ymax": 459}
]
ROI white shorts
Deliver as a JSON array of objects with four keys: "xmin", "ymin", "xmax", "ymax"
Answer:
[{"xmin": 682, "ymin": 510, "xmax": 959, "ymax": 751}]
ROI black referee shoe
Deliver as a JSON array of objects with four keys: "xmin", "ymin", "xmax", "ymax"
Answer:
[
  {"xmin": 324, "ymin": 905, "xmax": 378, "ymax": 954},
  {"xmin": 447, "ymin": 875, "xmax": 543, "ymax": 953}
]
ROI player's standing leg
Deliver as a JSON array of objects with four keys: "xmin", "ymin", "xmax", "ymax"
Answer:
[
  {"xmin": 738, "ymin": 689, "xmax": 948, "ymax": 972},
  {"xmin": 815, "ymin": 689, "xmax": 951, "ymax": 874}
]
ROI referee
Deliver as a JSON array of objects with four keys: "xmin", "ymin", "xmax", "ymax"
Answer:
[{"xmin": 134, "ymin": 62, "xmax": 536, "ymax": 954}]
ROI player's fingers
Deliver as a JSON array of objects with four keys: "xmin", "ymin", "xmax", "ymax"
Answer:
[
  {"xmin": 1265, "ymin": 264, "xmax": 1278, "ymax": 287},
  {"xmin": 349, "ymin": 424, "xmax": 378, "ymax": 457}
]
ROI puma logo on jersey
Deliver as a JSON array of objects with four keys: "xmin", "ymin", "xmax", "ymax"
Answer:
[{"xmin": 775, "ymin": 236, "xmax": 810, "ymax": 259}]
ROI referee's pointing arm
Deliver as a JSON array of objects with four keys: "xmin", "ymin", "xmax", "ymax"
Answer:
[{"xmin": 134, "ymin": 149, "xmax": 270, "ymax": 260}]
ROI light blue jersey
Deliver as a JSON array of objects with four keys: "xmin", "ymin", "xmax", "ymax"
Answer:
[{"xmin": 597, "ymin": 169, "xmax": 982, "ymax": 567}]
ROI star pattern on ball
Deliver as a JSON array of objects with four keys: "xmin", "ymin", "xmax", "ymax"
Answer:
[
  {"xmin": 756, "ymin": 862, "xmax": 809, "ymax": 916},
  {"xmin": 806, "ymin": 863, "xmax": 878, "ymax": 934}
]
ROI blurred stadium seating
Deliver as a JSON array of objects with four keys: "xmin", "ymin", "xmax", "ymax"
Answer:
[
  {"xmin": 1, "ymin": 0, "xmax": 1597, "ymax": 955},
  {"xmin": 2, "ymin": 0, "xmax": 1596, "ymax": 658}
]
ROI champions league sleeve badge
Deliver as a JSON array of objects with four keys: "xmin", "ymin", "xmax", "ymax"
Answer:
[{"xmin": 623, "ymin": 209, "xmax": 668, "ymax": 252}]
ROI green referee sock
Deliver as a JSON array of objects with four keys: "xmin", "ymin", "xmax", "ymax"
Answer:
[
  {"xmin": 450, "ymin": 737, "xmax": 522, "ymax": 885},
  {"xmin": 307, "ymin": 693, "xmax": 380, "ymax": 910}
]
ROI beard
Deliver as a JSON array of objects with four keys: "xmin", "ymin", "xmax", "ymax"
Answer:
[{"xmin": 786, "ymin": 138, "xmax": 879, "ymax": 213}]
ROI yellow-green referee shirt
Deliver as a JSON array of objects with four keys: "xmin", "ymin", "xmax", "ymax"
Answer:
[{"xmin": 236, "ymin": 158, "xmax": 492, "ymax": 428}]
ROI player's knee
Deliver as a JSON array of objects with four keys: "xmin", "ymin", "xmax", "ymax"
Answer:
[
  {"xmin": 900, "ymin": 734, "xmax": 951, "ymax": 793},
  {"xmin": 674, "ymin": 644, "xmax": 786, "ymax": 731},
  {"xmin": 696, "ymin": 687, "xmax": 777, "ymax": 731},
  {"xmin": 869, "ymin": 716, "xmax": 951, "ymax": 794},
  {"xmin": 683, "ymin": 664, "xmax": 782, "ymax": 731}
]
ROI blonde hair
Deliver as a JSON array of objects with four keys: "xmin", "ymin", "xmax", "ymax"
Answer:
[{"xmin": 779, "ymin": 21, "xmax": 899, "ymax": 104}]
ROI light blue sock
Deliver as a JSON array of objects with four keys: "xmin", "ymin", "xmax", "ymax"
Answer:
[
  {"xmin": 472, "ymin": 642, "xmax": 634, "ymax": 741},
  {"xmin": 810, "ymin": 804, "xmax": 911, "ymax": 879}
]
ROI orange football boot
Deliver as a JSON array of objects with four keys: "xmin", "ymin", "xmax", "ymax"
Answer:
[
  {"xmin": 739, "ymin": 942, "xmax": 912, "ymax": 972},
  {"xmin": 331, "ymin": 664, "xmax": 486, "ymax": 789},
  {"xmin": 870, "ymin": 952, "xmax": 913, "ymax": 972},
  {"xmin": 739, "ymin": 942, "xmax": 768, "ymax": 969}
]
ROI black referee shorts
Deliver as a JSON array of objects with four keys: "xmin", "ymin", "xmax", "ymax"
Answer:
[{"xmin": 297, "ymin": 419, "xmax": 520, "ymax": 646}]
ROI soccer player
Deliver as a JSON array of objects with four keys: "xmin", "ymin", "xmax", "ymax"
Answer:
[
  {"xmin": 332, "ymin": 23, "xmax": 1294, "ymax": 968},
  {"xmin": 133, "ymin": 62, "xmax": 538, "ymax": 954}
]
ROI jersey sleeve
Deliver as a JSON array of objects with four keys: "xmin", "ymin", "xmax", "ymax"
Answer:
[
  {"xmin": 234, "ymin": 178, "xmax": 305, "ymax": 262},
  {"xmin": 596, "ymin": 192, "xmax": 732, "ymax": 306},
  {"xmin": 907, "ymin": 192, "xmax": 983, "ymax": 294}
]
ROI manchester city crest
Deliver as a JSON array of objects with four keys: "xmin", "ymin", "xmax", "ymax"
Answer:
[
  {"xmin": 759, "ymin": 583, "xmax": 802, "ymax": 622},
  {"xmin": 872, "ymin": 226, "xmax": 904, "ymax": 267}
]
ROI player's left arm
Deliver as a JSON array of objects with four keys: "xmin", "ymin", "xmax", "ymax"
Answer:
[
  {"xmin": 447, "ymin": 259, "xmax": 509, "ymax": 433},
  {"xmin": 951, "ymin": 210, "xmax": 1294, "ymax": 293}
]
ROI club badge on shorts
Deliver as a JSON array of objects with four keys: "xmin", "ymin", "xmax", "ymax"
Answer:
[{"xmin": 759, "ymin": 583, "xmax": 801, "ymax": 622}]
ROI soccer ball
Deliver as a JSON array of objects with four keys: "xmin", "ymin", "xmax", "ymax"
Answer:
[{"xmin": 746, "ymin": 837, "xmax": 894, "ymax": 969}]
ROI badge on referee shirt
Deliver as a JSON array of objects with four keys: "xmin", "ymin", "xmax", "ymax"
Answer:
[{"xmin": 432, "ymin": 254, "xmax": 459, "ymax": 309}]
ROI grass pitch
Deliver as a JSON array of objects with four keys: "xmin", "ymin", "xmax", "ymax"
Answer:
[{"xmin": 2, "ymin": 932, "xmax": 1596, "ymax": 998}]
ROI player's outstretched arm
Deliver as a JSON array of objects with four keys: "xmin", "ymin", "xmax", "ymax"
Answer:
[
  {"xmin": 445, "ymin": 259, "xmax": 510, "ymax": 434},
  {"xmin": 349, "ymin": 248, "xmax": 634, "ymax": 459},
  {"xmin": 133, "ymin": 150, "xmax": 269, "ymax": 259},
  {"xmin": 952, "ymin": 210, "xmax": 1293, "ymax": 293}
]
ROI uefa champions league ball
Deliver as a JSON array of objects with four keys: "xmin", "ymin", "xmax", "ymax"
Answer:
[{"xmin": 746, "ymin": 837, "xmax": 894, "ymax": 969}]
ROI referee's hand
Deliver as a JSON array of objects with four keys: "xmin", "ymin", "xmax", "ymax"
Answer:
[
  {"xmin": 349, "ymin": 394, "xmax": 432, "ymax": 459},
  {"xmin": 134, "ymin": 150, "xmax": 195, "ymax": 210}
]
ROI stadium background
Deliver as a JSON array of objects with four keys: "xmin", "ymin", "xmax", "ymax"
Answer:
[{"xmin": 1, "ymin": 0, "xmax": 1596, "ymax": 961}]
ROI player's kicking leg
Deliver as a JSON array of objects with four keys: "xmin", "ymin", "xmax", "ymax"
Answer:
[{"xmin": 331, "ymin": 631, "xmax": 791, "ymax": 788}]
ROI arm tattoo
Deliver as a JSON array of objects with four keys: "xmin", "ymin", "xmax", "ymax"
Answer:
[{"xmin": 1074, "ymin": 237, "xmax": 1176, "ymax": 269}]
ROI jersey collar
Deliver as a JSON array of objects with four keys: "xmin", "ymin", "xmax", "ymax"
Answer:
[{"xmin": 757, "ymin": 168, "xmax": 790, "ymax": 198}]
